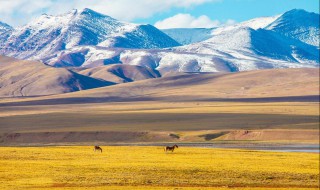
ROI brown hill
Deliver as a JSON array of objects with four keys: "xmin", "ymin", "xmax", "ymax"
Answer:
[
  {"xmin": 78, "ymin": 64, "xmax": 161, "ymax": 84},
  {"xmin": 46, "ymin": 67, "xmax": 319, "ymax": 103},
  {"xmin": 0, "ymin": 56, "xmax": 113, "ymax": 97}
]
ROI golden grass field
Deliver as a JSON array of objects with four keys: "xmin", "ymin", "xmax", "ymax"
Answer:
[{"xmin": 0, "ymin": 146, "xmax": 318, "ymax": 190}]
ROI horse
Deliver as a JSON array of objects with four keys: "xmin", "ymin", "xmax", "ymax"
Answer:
[
  {"xmin": 94, "ymin": 146, "xmax": 103, "ymax": 153},
  {"xmin": 164, "ymin": 144, "xmax": 178, "ymax": 152}
]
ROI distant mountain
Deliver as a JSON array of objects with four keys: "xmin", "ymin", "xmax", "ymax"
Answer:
[
  {"xmin": 177, "ymin": 27, "xmax": 319, "ymax": 67},
  {"xmin": 0, "ymin": 8, "xmax": 319, "ymax": 74},
  {"xmin": 0, "ymin": 55, "xmax": 114, "ymax": 97},
  {"xmin": 162, "ymin": 28, "xmax": 214, "ymax": 45},
  {"xmin": 161, "ymin": 10, "xmax": 320, "ymax": 48},
  {"xmin": 0, "ymin": 8, "xmax": 180, "ymax": 60},
  {"xmin": 162, "ymin": 15, "xmax": 280, "ymax": 45},
  {"xmin": 265, "ymin": 9, "xmax": 319, "ymax": 46}
]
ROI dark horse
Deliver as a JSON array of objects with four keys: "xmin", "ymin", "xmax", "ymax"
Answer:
[
  {"xmin": 164, "ymin": 144, "xmax": 178, "ymax": 152},
  {"xmin": 94, "ymin": 146, "xmax": 102, "ymax": 153}
]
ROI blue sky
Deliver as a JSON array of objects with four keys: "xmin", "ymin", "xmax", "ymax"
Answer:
[{"xmin": 0, "ymin": 0, "xmax": 318, "ymax": 28}]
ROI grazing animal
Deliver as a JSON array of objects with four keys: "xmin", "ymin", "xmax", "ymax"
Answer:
[
  {"xmin": 94, "ymin": 146, "xmax": 102, "ymax": 153},
  {"xmin": 164, "ymin": 144, "xmax": 178, "ymax": 152}
]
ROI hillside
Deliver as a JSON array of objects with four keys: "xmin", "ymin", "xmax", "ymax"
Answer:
[
  {"xmin": 0, "ymin": 56, "xmax": 113, "ymax": 97},
  {"xmin": 78, "ymin": 64, "xmax": 161, "ymax": 83},
  {"xmin": 2, "ymin": 68, "xmax": 317, "ymax": 104},
  {"xmin": 0, "ymin": 21, "xmax": 13, "ymax": 49},
  {"xmin": 64, "ymin": 68, "xmax": 320, "ymax": 102}
]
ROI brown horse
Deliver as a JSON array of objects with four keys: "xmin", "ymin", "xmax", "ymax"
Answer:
[
  {"xmin": 94, "ymin": 146, "xmax": 102, "ymax": 153},
  {"xmin": 164, "ymin": 144, "xmax": 178, "ymax": 152}
]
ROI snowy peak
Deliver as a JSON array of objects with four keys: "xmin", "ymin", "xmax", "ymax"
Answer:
[
  {"xmin": 239, "ymin": 15, "xmax": 281, "ymax": 30},
  {"xmin": 0, "ymin": 8, "xmax": 179, "ymax": 60},
  {"xmin": 266, "ymin": 9, "xmax": 319, "ymax": 46},
  {"xmin": 100, "ymin": 24, "xmax": 180, "ymax": 48},
  {"xmin": 207, "ymin": 27, "xmax": 254, "ymax": 51},
  {"xmin": 0, "ymin": 8, "xmax": 318, "ymax": 74}
]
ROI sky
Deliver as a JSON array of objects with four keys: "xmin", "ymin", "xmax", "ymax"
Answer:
[{"xmin": 0, "ymin": 0, "xmax": 319, "ymax": 28}]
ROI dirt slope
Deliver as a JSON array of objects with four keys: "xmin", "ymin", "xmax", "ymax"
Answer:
[
  {"xmin": 79, "ymin": 64, "xmax": 161, "ymax": 83},
  {"xmin": 0, "ymin": 56, "xmax": 114, "ymax": 97},
  {"xmin": 15, "ymin": 67, "xmax": 318, "ymax": 104}
]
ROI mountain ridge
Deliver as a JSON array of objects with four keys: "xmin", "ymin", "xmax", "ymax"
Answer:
[
  {"xmin": 265, "ymin": 9, "xmax": 319, "ymax": 46},
  {"xmin": 0, "ymin": 8, "xmax": 180, "ymax": 60},
  {"xmin": 0, "ymin": 8, "xmax": 318, "ymax": 74}
]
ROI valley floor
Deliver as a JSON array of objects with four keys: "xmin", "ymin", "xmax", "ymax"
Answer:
[
  {"xmin": 0, "ymin": 100, "xmax": 318, "ymax": 145},
  {"xmin": 0, "ymin": 146, "xmax": 319, "ymax": 190}
]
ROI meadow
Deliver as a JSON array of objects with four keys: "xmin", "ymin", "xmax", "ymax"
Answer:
[{"xmin": 0, "ymin": 146, "xmax": 318, "ymax": 189}]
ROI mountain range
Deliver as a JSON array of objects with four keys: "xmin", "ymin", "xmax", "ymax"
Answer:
[
  {"xmin": 0, "ymin": 8, "xmax": 179, "ymax": 60},
  {"xmin": 0, "ymin": 8, "xmax": 319, "ymax": 74},
  {"xmin": 0, "ymin": 55, "xmax": 161, "ymax": 96},
  {"xmin": 0, "ymin": 8, "xmax": 319, "ymax": 97}
]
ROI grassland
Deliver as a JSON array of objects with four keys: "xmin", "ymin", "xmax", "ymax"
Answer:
[
  {"xmin": 0, "ymin": 101, "xmax": 319, "ymax": 133},
  {"xmin": 0, "ymin": 101, "xmax": 318, "ymax": 145},
  {"xmin": 0, "ymin": 146, "xmax": 318, "ymax": 189}
]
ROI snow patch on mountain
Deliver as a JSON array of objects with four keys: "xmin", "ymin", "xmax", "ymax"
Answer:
[{"xmin": 0, "ymin": 21, "xmax": 14, "ymax": 49}]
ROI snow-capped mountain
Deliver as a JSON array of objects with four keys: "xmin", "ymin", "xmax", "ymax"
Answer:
[
  {"xmin": 44, "ymin": 31, "xmax": 318, "ymax": 73},
  {"xmin": 0, "ymin": 21, "xmax": 13, "ymax": 49},
  {"xmin": 161, "ymin": 9, "xmax": 319, "ymax": 48},
  {"xmin": 175, "ymin": 27, "xmax": 318, "ymax": 70},
  {"xmin": 265, "ymin": 9, "xmax": 319, "ymax": 46},
  {"xmin": 44, "ymin": 46, "xmax": 233, "ymax": 72},
  {"xmin": 0, "ymin": 8, "xmax": 180, "ymax": 60},
  {"xmin": 162, "ymin": 15, "xmax": 280, "ymax": 45},
  {"xmin": 0, "ymin": 8, "xmax": 319, "ymax": 73}
]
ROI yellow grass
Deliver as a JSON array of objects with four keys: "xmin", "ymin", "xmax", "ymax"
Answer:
[{"xmin": 0, "ymin": 146, "xmax": 318, "ymax": 189}]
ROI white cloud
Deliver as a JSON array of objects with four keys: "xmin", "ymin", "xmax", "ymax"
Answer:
[
  {"xmin": 225, "ymin": 19, "xmax": 237, "ymax": 26},
  {"xmin": 0, "ymin": 0, "xmax": 219, "ymax": 26},
  {"xmin": 154, "ymin": 14, "xmax": 234, "ymax": 29}
]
